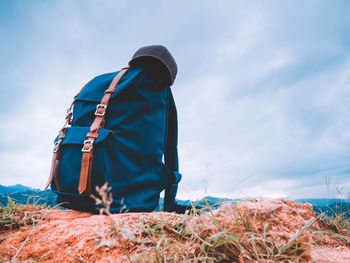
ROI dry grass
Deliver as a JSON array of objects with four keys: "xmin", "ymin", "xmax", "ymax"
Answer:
[
  {"xmin": 90, "ymin": 182, "xmax": 113, "ymax": 216},
  {"xmin": 0, "ymin": 198, "xmax": 47, "ymax": 231},
  {"xmin": 0, "ymin": 198, "xmax": 51, "ymax": 263},
  {"xmin": 91, "ymin": 187, "xmax": 313, "ymax": 262},
  {"xmin": 128, "ymin": 215, "xmax": 313, "ymax": 262},
  {"xmin": 316, "ymin": 201, "xmax": 350, "ymax": 244},
  {"xmin": 4, "ymin": 185, "xmax": 349, "ymax": 262}
]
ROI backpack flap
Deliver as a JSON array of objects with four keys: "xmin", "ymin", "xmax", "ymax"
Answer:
[
  {"xmin": 75, "ymin": 68, "xmax": 142, "ymax": 103},
  {"xmin": 54, "ymin": 126, "xmax": 112, "ymax": 145},
  {"xmin": 51, "ymin": 126, "xmax": 114, "ymax": 195}
]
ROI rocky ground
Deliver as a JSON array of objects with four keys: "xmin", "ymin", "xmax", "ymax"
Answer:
[{"xmin": 1, "ymin": 199, "xmax": 349, "ymax": 262}]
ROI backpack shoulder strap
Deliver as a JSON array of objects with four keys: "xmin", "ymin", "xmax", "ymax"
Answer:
[
  {"xmin": 164, "ymin": 90, "xmax": 198, "ymax": 214},
  {"xmin": 164, "ymin": 89, "xmax": 179, "ymax": 172},
  {"xmin": 164, "ymin": 89, "xmax": 180, "ymax": 207}
]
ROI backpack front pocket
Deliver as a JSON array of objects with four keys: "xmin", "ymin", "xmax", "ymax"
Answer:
[{"xmin": 51, "ymin": 126, "xmax": 114, "ymax": 196}]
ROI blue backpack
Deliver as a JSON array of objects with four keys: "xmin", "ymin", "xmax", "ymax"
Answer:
[{"xmin": 45, "ymin": 65, "xmax": 185, "ymax": 213}]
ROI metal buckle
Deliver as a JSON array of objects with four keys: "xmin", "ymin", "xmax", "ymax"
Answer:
[
  {"xmin": 95, "ymin": 104, "xmax": 107, "ymax": 117},
  {"xmin": 82, "ymin": 139, "xmax": 94, "ymax": 153},
  {"xmin": 66, "ymin": 108, "xmax": 73, "ymax": 119},
  {"xmin": 66, "ymin": 107, "xmax": 74, "ymax": 125},
  {"xmin": 53, "ymin": 140, "xmax": 61, "ymax": 153}
]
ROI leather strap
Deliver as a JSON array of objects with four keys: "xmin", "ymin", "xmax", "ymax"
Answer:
[
  {"xmin": 53, "ymin": 152, "xmax": 61, "ymax": 191},
  {"xmin": 44, "ymin": 129, "xmax": 67, "ymax": 190},
  {"xmin": 78, "ymin": 68, "xmax": 129, "ymax": 194},
  {"xmin": 79, "ymin": 147, "xmax": 94, "ymax": 194},
  {"xmin": 45, "ymin": 149, "xmax": 61, "ymax": 190}
]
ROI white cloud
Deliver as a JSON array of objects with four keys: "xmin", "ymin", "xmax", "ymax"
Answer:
[{"xmin": 1, "ymin": 1, "xmax": 350, "ymax": 201}]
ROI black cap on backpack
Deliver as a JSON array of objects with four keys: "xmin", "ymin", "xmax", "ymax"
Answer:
[{"xmin": 129, "ymin": 45, "xmax": 177, "ymax": 86}]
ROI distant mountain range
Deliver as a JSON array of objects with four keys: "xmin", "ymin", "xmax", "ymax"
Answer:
[
  {"xmin": 0, "ymin": 184, "xmax": 349, "ymax": 217},
  {"xmin": 0, "ymin": 184, "xmax": 58, "ymax": 207},
  {"xmin": 0, "ymin": 184, "xmax": 36, "ymax": 194}
]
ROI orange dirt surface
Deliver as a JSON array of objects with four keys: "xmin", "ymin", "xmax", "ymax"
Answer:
[{"xmin": 0, "ymin": 199, "xmax": 349, "ymax": 262}]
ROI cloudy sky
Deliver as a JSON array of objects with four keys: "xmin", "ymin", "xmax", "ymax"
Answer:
[{"xmin": 1, "ymin": 0, "xmax": 350, "ymax": 200}]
